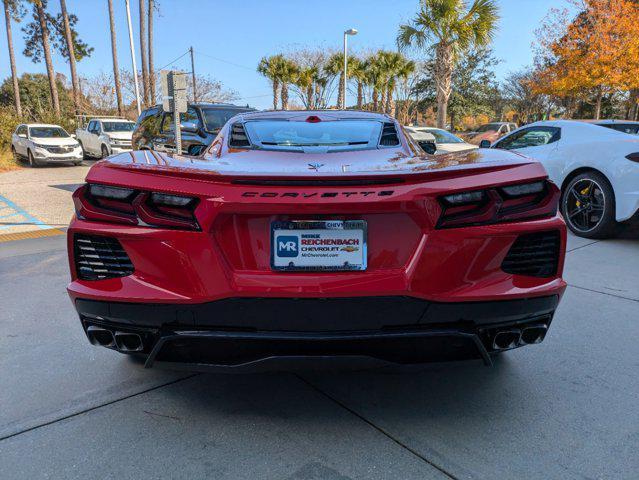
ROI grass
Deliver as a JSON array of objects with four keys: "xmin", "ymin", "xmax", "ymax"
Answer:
[{"xmin": 0, "ymin": 149, "xmax": 22, "ymax": 172}]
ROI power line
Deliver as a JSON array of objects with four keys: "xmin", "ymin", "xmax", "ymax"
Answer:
[
  {"xmin": 193, "ymin": 50, "xmax": 255, "ymax": 71},
  {"xmin": 158, "ymin": 50, "xmax": 190, "ymax": 71}
]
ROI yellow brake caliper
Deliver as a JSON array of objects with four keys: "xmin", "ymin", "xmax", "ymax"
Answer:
[{"xmin": 576, "ymin": 186, "xmax": 590, "ymax": 207}]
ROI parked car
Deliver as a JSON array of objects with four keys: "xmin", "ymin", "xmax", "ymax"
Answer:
[
  {"xmin": 11, "ymin": 123, "xmax": 83, "ymax": 167},
  {"xmin": 76, "ymin": 118, "xmax": 136, "ymax": 159},
  {"xmin": 468, "ymin": 122, "xmax": 518, "ymax": 145},
  {"xmin": 68, "ymin": 110, "xmax": 566, "ymax": 370},
  {"xmin": 132, "ymin": 102, "xmax": 255, "ymax": 155},
  {"xmin": 405, "ymin": 126, "xmax": 478, "ymax": 154},
  {"xmin": 584, "ymin": 119, "xmax": 639, "ymax": 135},
  {"xmin": 480, "ymin": 120, "xmax": 639, "ymax": 238}
]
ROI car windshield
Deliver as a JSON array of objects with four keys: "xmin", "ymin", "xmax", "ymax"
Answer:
[
  {"xmin": 426, "ymin": 129, "xmax": 464, "ymax": 143},
  {"xmin": 244, "ymin": 120, "xmax": 383, "ymax": 151},
  {"xmin": 29, "ymin": 127, "xmax": 69, "ymax": 138},
  {"xmin": 202, "ymin": 108, "xmax": 249, "ymax": 132},
  {"xmin": 102, "ymin": 122, "xmax": 135, "ymax": 132},
  {"xmin": 599, "ymin": 123, "xmax": 639, "ymax": 135},
  {"xmin": 476, "ymin": 123, "xmax": 501, "ymax": 133}
]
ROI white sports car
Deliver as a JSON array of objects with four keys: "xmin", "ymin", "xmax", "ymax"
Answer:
[
  {"xmin": 404, "ymin": 126, "xmax": 477, "ymax": 154},
  {"xmin": 481, "ymin": 120, "xmax": 639, "ymax": 238}
]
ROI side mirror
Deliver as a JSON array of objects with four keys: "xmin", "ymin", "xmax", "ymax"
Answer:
[
  {"xmin": 70, "ymin": 133, "xmax": 77, "ymax": 139},
  {"xmin": 188, "ymin": 144, "xmax": 205, "ymax": 156},
  {"xmin": 181, "ymin": 121, "xmax": 199, "ymax": 134},
  {"xmin": 479, "ymin": 140, "xmax": 492, "ymax": 149},
  {"xmin": 418, "ymin": 141, "xmax": 437, "ymax": 155}
]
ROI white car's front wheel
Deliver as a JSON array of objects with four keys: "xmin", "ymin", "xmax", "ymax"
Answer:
[
  {"xmin": 561, "ymin": 171, "xmax": 617, "ymax": 239},
  {"xmin": 27, "ymin": 149, "xmax": 40, "ymax": 168}
]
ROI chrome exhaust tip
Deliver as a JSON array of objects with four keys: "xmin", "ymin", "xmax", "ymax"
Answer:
[
  {"xmin": 520, "ymin": 325, "xmax": 548, "ymax": 345},
  {"xmin": 114, "ymin": 331, "xmax": 144, "ymax": 352},
  {"xmin": 87, "ymin": 326, "xmax": 115, "ymax": 348},
  {"xmin": 492, "ymin": 329, "xmax": 521, "ymax": 350}
]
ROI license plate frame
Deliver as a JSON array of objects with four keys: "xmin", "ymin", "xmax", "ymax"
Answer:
[{"xmin": 271, "ymin": 220, "xmax": 367, "ymax": 272}]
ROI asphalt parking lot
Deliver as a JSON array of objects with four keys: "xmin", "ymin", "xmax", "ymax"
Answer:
[{"xmin": 1, "ymin": 166, "xmax": 637, "ymax": 479}]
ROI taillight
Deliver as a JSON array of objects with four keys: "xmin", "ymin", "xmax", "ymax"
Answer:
[
  {"xmin": 626, "ymin": 152, "xmax": 639, "ymax": 163},
  {"xmin": 74, "ymin": 184, "xmax": 200, "ymax": 230},
  {"xmin": 437, "ymin": 180, "xmax": 559, "ymax": 228}
]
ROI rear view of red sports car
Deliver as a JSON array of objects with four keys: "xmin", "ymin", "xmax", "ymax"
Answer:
[{"xmin": 67, "ymin": 110, "xmax": 566, "ymax": 370}]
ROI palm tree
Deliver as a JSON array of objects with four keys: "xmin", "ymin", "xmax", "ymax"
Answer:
[
  {"xmin": 3, "ymin": 0, "xmax": 22, "ymax": 116},
  {"xmin": 138, "ymin": 0, "xmax": 149, "ymax": 106},
  {"xmin": 257, "ymin": 55, "xmax": 282, "ymax": 110},
  {"xmin": 59, "ymin": 0, "xmax": 79, "ymax": 114},
  {"xmin": 278, "ymin": 58, "xmax": 297, "ymax": 110},
  {"xmin": 293, "ymin": 66, "xmax": 317, "ymax": 109},
  {"xmin": 349, "ymin": 57, "xmax": 367, "ymax": 110},
  {"xmin": 147, "ymin": 0, "xmax": 155, "ymax": 103},
  {"xmin": 33, "ymin": 0, "xmax": 59, "ymax": 115},
  {"xmin": 107, "ymin": 0, "xmax": 123, "ymax": 115},
  {"xmin": 364, "ymin": 52, "xmax": 388, "ymax": 112},
  {"xmin": 397, "ymin": 0, "xmax": 499, "ymax": 128}
]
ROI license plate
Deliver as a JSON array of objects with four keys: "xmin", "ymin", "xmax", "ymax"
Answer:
[{"xmin": 271, "ymin": 220, "xmax": 367, "ymax": 271}]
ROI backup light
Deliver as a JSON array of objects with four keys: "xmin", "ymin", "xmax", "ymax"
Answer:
[
  {"xmin": 443, "ymin": 191, "xmax": 485, "ymax": 205},
  {"xmin": 89, "ymin": 184, "xmax": 135, "ymax": 200},
  {"xmin": 150, "ymin": 192, "xmax": 194, "ymax": 207},
  {"xmin": 501, "ymin": 181, "xmax": 545, "ymax": 197}
]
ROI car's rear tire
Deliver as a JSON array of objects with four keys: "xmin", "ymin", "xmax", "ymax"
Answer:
[
  {"xmin": 561, "ymin": 171, "xmax": 617, "ymax": 239},
  {"xmin": 78, "ymin": 140, "xmax": 88, "ymax": 159},
  {"xmin": 101, "ymin": 145, "xmax": 109, "ymax": 159},
  {"xmin": 11, "ymin": 145, "xmax": 20, "ymax": 162}
]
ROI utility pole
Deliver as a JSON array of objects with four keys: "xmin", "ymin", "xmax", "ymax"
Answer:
[
  {"xmin": 124, "ymin": 0, "xmax": 141, "ymax": 116},
  {"xmin": 342, "ymin": 29, "xmax": 358, "ymax": 109},
  {"xmin": 190, "ymin": 47, "xmax": 197, "ymax": 103}
]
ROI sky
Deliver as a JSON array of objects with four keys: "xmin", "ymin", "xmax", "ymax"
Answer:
[{"xmin": 0, "ymin": 0, "xmax": 563, "ymax": 110}]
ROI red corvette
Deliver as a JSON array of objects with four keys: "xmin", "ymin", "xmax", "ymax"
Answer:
[{"xmin": 67, "ymin": 110, "xmax": 566, "ymax": 370}]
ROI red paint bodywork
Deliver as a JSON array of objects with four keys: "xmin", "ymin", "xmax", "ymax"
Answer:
[{"xmin": 67, "ymin": 111, "xmax": 567, "ymax": 307}]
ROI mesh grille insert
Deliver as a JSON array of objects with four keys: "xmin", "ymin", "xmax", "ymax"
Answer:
[
  {"xmin": 502, "ymin": 231, "xmax": 560, "ymax": 278},
  {"xmin": 380, "ymin": 122, "xmax": 400, "ymax": 146},
  {"xmin": 229, "ymin": 123, "xmax": 250, "ymax": 148},
  {"xmin": 74, "ymin": 234, "xmax": 134, "ymax": 280}
]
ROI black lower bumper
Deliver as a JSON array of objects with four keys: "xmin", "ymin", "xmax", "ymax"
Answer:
[{"xmin": 75, "ymin": 295, "xmax": 559, "ymax": 370}]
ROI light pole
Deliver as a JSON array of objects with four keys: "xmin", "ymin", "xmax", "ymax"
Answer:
[
  {"xmin": 343, "ymin": 28, "xmax": 358, "ymax": 110},
  {"xmin": 124, "ymin": 0, "xmax": 141, "ymax": 116}
]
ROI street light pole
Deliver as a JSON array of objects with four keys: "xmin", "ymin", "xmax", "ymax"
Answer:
[
  {"xmin": 342, "ymin": 28, "xmax": 358, "ymax": 110},
  {"xmin": 124, "ymin": 0, "xmax": 141, "ymax": 116}
]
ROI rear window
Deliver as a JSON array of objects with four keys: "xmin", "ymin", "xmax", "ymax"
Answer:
[
  {"xmin": 102, "ymin": 122, "xmax": 135, "ymax": 132},
  {"xmin": 243, "ymin": 120, "xmax": 383, "ymax": 151},
  {"xmin": 202, "ymin": 108, "xmax": 249, "ymax": 132},
  {"xmin": 602, "ymin": 124, "xmax": 639, "ymax": 135}
]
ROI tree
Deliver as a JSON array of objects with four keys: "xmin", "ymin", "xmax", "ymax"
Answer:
[
  {"xmin": 138, "ymin": 0, "xmax": 149, "ymax": 106},
  {"xmin": 397, "ymin": 0, "xmax": 499, "ymax": 128},
  {"xmin": 503, "ymin": 69, "xmax": 554, "ymax": 124},
  {"xmin": 349, "ymin": 57, "xmax": 368, "ymax": 109},
  {"xmin": 292, "ymin": 66, "xmax": 317, "ymax": 109},
  {"xmin": 25, "ymin": 0, "xmax": 59, "ymax": 115},
  {"xmin": 3, "ymin": 0, "xmax": 24, "ymax": 116},
  {"xmin": 532, "ymin": 0, "xmax": 639, "ymax": 119},
  {"xmin": 107, "ymin": 0, "xmax": 123, "ymax": 116},
  {"xmin": 0, "ymin": 72, "xmax": 73, "ymax": 117},
  {"xmin": 257, "ymin": 55, "xmax": 282, "ymax": 110},
  {"xmin": 278, "ymin": 57, "xmax": 297, "ymax": 110},
  {"xmin": 58, "ymin": 0, "xmax": 79, "ymax": 113}
]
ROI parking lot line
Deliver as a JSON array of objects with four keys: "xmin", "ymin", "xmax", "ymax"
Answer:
[
  {"xmin": 0, "ymin": 228, "xmax": 65, "ymax": 243},
  {"xmin": 0, "ymin": 194, "xmax": 51, "ymax": 231}
]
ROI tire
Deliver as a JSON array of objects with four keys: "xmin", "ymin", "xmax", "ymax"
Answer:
[
  {"xmin": 101, "ymin": 145, "xmax": 109, "ymax": 159},
  {"xmin": 78, "ymin": 141, "xmax": 88, "ymax": 159},
  {"xmin": 27, "ymin": 149, "xmax": 40, "ymax": 168},
  {"xmin": 561, "ymin": 171, "xmax": 617, "ymax": 239},
  {"xmin": 73, "ymin": 160, "xmax": 83, "ymax": 166},
  {"xmin": 11, "ymin": 146, "xmax": 20, "ymax": 162}
]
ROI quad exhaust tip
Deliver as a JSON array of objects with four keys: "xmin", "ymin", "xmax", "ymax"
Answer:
[
  {"xmin": 492, "ymin": 329, "xmax": 521, "ymax": 350},
  {"xmin": 521, "ymin": 325, "xmax": 548, "ymax": 345},
  {"xmin": 86, "ymin": 326, "xmax": 115, "ymax": 348},
  {"xmin": 114, "ymin": 331, "xmax": 144, "ymax": 352}
]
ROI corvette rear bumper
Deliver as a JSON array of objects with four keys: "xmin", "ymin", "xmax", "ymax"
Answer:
[{"xmin": 75, "ymin": 295, "xmax": 560, "ymax": 370}]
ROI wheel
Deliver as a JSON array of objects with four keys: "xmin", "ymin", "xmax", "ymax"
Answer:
[
  {"xmin": 561, "ymin": 171, "xmax": 617, "ymax": 239},
  {"xmin": 27, "ymin": 149, "xmax": 40, "ymax": 168},
  {"xmin": 78, "ymin": 141, "xmax": 88, "ymax": 159},
  {"xmin": 11, "ymin": 146, "xmax": 20, "ymax": 162},
  {"xmin": 101, "ymin": 145, "xmax": 109, "ymax": 159},
  {"xmin": 73, "ymin": 160, "xmax": 83, "ymax": 166}
]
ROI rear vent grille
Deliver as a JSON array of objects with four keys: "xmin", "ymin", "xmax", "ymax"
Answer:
[
  {"xmin": 380, "ymin": 122, "xmax": 400, "ymax": 146},
  {"xmin": 502, "ymin": 231, "xmax": 560, "ymax": 278},
  {"xmin": 229, "ymin": 123, "xmax": 250, "ymax": 148},
  {"xmin": 74, "ymin": 234, "xmax": 134, "ymax": 281}
]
